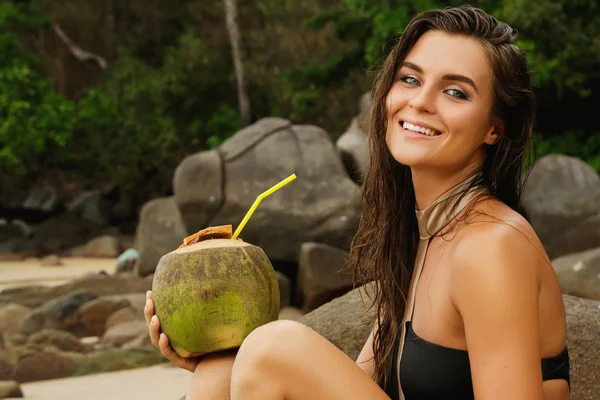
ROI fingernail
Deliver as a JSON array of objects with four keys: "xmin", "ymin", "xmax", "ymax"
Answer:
[{"xmin": 151, "ymin": 316, "xmax": 157, "ymax": 324}]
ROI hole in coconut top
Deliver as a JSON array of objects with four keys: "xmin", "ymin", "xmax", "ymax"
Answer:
[{"xmin": 173, "ymin": 238, "xmax": 250, "ymax": 254}]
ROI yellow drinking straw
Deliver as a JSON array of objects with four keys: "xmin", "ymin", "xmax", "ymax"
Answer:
[{"xmin": 232, "ymin": 174, "xmax": 297, "ymax": 239}]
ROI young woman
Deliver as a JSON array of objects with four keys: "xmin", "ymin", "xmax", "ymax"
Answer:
[{"xmin": 145, "ymin": 5, "xmax": 570, "ymax": 399}]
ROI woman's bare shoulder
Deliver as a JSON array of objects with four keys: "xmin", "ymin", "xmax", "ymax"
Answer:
[{"xmin": 448, "ymin": 198, "xmax": 551, "ymax": 283}]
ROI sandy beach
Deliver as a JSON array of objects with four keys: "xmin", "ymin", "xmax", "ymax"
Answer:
[{"xmin": 0, "ymin": 257, "xmax": 193, "ymax": 400}]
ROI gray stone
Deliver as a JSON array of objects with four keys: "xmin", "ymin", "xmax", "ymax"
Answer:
[
  {"xmin": 67, "ymin": 192, "xmax": 112, "ymax": 226},
  {"xmin": 521, "ymin": 155, "xmax": 600, "ymax": 250},
  {"xmin": 297, "ymin": 242, "xmax": 353, "ymax": 313},
  {"xmin": 173, "ymin": 150, "xmax": 224, "ymax": 234},
  {"xmin": 100, "ymin": 320, "xmax": 148, "ymax": 348},
  {"xmin": 23, "ymin": 183, "xmax": 60, "ymax": 212},
  {"xmin": 133, "ymin": 196, "xmax": 188, "ymax": 276},
  {"xmin": 14, "ymin": 350, "xmax": 74, "ymax": 383},
  {"xmin": 76, "ymin": 297, "xmax": 131, "ymax": 337},
  {"xmin": 0, "ymin": 304, "xmax": 31, "ymax": 337},
  {"xmin": 336, "ymin": 117, "xmax": 369, "ymax": 183},
  {"xmin": 27, "ymin": 329, "xmax": 87, "ymax": 353},
  {"xmin": 210, "ymin": 118, "xmax": 361, "ymax": 263},
  {"xmin": 276, "ymin": 271, "xmax": 291, "ymax": 309},
  {"xmin": 552, "ymin": 248, "xmax": 600, "ymax": 301},
  {"xmin": 19, "ymin": 290, "xmax": 98, "ymax": 336},
  {"xmin": 32, "ymin": 213, "xmax": 103, "ymax": 256},
  {"xmin": 83, "ymin": 235, "xmax": 121, "ymax": 258},
  {"xmin": 547, "ymin": 213, "xmax": 600, "ymax": 260},
  {"xmin": 0, "ymin": 380, "xmax": 23, "ymax": 398}
]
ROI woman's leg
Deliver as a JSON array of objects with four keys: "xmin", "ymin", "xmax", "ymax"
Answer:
[
  {"xmin": 186, "ymin": 349, "xmax": 237, "ymax": 400},
  {"xmin": 229, "ymin": 320, "xmax": 391, "ymax": 400}
]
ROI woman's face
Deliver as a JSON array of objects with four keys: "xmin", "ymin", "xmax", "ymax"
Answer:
[{"xmin": 385, "ymin": 30, "xmax": 500, "ymax": 173}]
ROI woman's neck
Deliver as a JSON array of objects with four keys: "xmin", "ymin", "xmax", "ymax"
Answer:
[{"xmin": 411, "ymin": 166, "xmax": 482, "ymax": 211}]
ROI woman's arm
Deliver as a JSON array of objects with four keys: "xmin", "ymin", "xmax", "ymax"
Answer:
[
  {"xmin": 451, "ymin": 226, "xmax": 544, "ymax": 400},
  {"xmin": 356, "ymin": 319, "xmax": 378, "ymax": 379}
]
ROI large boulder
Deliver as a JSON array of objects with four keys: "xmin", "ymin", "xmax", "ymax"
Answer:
[
  {"xmin": 208, "ymin": 117, "xmax": 361, "ymax": 262},
  {"xmin": 552, "ymin": 247, "xmax": 600, "ymax": 301},
  {"xmin": 32, "ymin": 213, "xmax": 104, "ymax": 256},
  {"xmin": 297, "ymin": 242, "xmax": 353, "ymax": 313},
  {"xmin": 336, "ymin": 118, "xmax": 369, "ymax": 183},
  {"xmin": 547, "ymin": 213, "xmax": 600, "ymax": 260},
  {"xmin": 0, "ymin": 304, "xmax": 31, "ymax": 337},
  {"xmin": 133, "ymin": 196, "xmax": 188, "ymax": 276},
  {"xmin": 301, "ymin": 287, "xmax": 600, "ymax": 400},
  {"xmin": 173, "ymin": 150, "xmax": 224, "ymax": 234},
  {"xmin": 521, "ymin": 155, "xmax": 600, "ymax": 250}
]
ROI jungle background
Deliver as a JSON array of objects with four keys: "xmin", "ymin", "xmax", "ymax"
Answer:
[{"xmin": 1, "ymin": 0, "xmax": 599, "ymax": 229}]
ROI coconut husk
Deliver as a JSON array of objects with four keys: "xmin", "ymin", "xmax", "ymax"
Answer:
[{"xmin": 178, "ymin": 225, "xmax": 234, "ymax": 248}]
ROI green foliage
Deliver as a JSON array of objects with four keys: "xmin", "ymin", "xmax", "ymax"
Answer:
[{"xmin": 1, "ymin": 0, "xmax": 600, "ymax": 205}]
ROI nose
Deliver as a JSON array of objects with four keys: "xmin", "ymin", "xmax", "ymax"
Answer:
[{"xmin": 408, "ymin": 85, "xmax": 436, "ymax": 114}]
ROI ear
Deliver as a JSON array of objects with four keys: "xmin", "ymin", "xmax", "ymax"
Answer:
[{"xmin": 484, "ymin": 122, "xmax": 503, "ymax": 145}]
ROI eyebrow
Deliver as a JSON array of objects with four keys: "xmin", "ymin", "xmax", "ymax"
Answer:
[{"xmin": 401, "ymin": 61, "xmax": 479, "ymax": 94}]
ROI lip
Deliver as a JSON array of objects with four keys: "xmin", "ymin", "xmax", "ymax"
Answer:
[
  {"xmin": 400, "ymin": 118, "xmax": 443, "ymax": 134},
  {"xmin": 397, "ymin": 119, "xmax": 443, "ymax": 140}
]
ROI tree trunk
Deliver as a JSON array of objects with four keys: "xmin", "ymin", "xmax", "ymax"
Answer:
[{"xmin": 223, "ymin": 0, "xmax": 251, "ymax": 126}]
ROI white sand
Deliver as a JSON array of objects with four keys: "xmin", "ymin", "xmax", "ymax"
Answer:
[
  {"xmin": 18, "ymin": 364, "xmax": 192, "ymax": 400},
  {"xmin": 0, "ymin": 257, "xmax": 119, "ymax": 291}
]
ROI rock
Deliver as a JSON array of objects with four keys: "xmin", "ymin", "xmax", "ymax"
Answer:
[
  {"xmin": 67, "ymin": 191, "xmax": 112, "ymax": 226},
  {"xmin": 336, "ymin": 117, "xmax": 369, "ymax": 183},
  {"xmin": 278, "ymin": 307, "xmax": 304, "ymax": 321},
  {"xmin": 299, "ymin": 285, "xmax": 373, "ymax": 361},
  {"xmin": 133, "ymin": 196, "xmax": 188, "ymax": 276},
  {"xmin": 297, "ymin": 242, "xmax": 353, "ymax": 313},
  {"xmin": 80, "ymin": 336, "xmax": 99, "ymax": 347},
  {"xmin": 19, "ymin": 290, "xmax": 98, "ymax": 337},
  {"xmin": 115, "ymin": 248, "xmax": 139, "ymax": 274},
  {"xmin": 27, "ymin": 329, "xmax": 87, "ymax": 353},
  {"xmin": 105, "ymin": 307, "xmax": 140, "ymax": 331},
  {"xmin": 122, "ymin": 332, "xmax": 152, "ymax": 349},
  {"xmin": 0, "ymin": 381, "xmax": 23, "ymax": 398},
  {"xmin": 275, "ymin": 271, "xmax": 291, "ymax": 309},
  {"xmin": 209, "ymin": 118, "xmax": 361, "ymax": 263},
  {"xmin": 357, "ymin": 92, "xmax": 372, "ymax": 133},
  {"xmin": 100, "ymin": 321, "xmax": 148, "ymax": 348},
  {"xmin": 552, "ymin": 248, "xmax": 600, "ymax": 301},
  {"xmin": 173, "ymin": 150, "xmax": 224, "ymax": 234},
  {"xmin": 32, "ymin": 213, "xmax": 104, "ymax": 256},
  {"xmin": 70, "ymin": 347, "xmax": 165, "ymax": 376},
  {"xmin": 103, "ymin": 293, "xmax": 146, "ymax": 316},
  {"xmin": 14, "ymin": 350, "xmax": 74, "ymax": 383},
  {"xmin": 300, "ymin": 287, "xmax": 600, "ymax": 399},
  {"xmin": 0, "ymin": 304, "xmax": 31, "ymax": 337},
  {"xmin": 564, "ymin": 295, "xmax": 600, "ymax": 398},
  {"xmin": 83, "ymin": 235, "xmax": 120, "ymax": 258},
  {"xmin": 76, "ymin": 297, "xmax": 131, "ymax": 337},
  {"xmin": 521, "ymin": 155, "xmax": 600, "ymax": 250},
  {"xmin": 0, "ymin": 355, "xmax": 14, "ymax": 381},
  {"xmin": 547, "ymin": 213, "xmax": 600, "ymax": 260},
  {"xmin": 0, "ymin": 273, "xmax": 151, "ymax": 309},
  {"xmin": 7, "ymin": 334, "xmax": 26, "ymax": 346},
  {"xmin": 40, "ymin": 254, "xmax": 62, "ymax": 267},
  {"xmin": 22, "ymin": 183, "xmax": 60, "ymax": 212}
]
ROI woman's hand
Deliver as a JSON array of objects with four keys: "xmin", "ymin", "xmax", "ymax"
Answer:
[{"xmin": 144, "ymin": 290, "xmax": 203, "ymax": 373}]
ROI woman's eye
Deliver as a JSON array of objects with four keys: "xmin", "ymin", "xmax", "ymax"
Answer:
[
  {"xmin": 446, "ymin": 88, "xmax": 468, "ymax": 100},
  {"xmin": 400, "ymin": 76, "xmax": 420, "ymax": 86}
]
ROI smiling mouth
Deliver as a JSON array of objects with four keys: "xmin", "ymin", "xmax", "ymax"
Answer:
[{"xmin": 400, "ymin": 121, "xmax": 442, "ymax": 136}]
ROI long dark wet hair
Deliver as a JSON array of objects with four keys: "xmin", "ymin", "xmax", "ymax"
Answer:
[{"xmin": 347, "ymin": 5, "xmax": 535, "ymax": 392}]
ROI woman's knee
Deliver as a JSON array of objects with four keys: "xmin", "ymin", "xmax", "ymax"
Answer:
[{"xmin": 235, "ymin": 320, "xmax": 308, "ymax": 367}]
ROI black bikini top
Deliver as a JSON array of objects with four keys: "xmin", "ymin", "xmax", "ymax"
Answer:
[{"xmin": 388, "ymin": 173, "xmax": 570, "ymax": 400}]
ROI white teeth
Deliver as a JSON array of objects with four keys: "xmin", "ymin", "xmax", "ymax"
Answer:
[{"xmin": 402, "ymin": 121, "xmax": 439, "ymax": 136}]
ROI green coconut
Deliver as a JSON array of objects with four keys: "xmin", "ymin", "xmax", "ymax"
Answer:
[{"xmin": 151, "ymin": 226, "xmax": 280, "ymax": 358}]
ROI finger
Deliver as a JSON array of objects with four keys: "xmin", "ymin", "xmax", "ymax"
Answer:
[
  {"xmin": 144, "ymin": 297, "xmax": 155, "ymax": 326},
  {"xmin": 149, "ymin": 315, "xmax": 161, "ymax": 348},
  {"xmin": 158, "ymin": 333, "xmax": 184, "ymax": 365}
]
